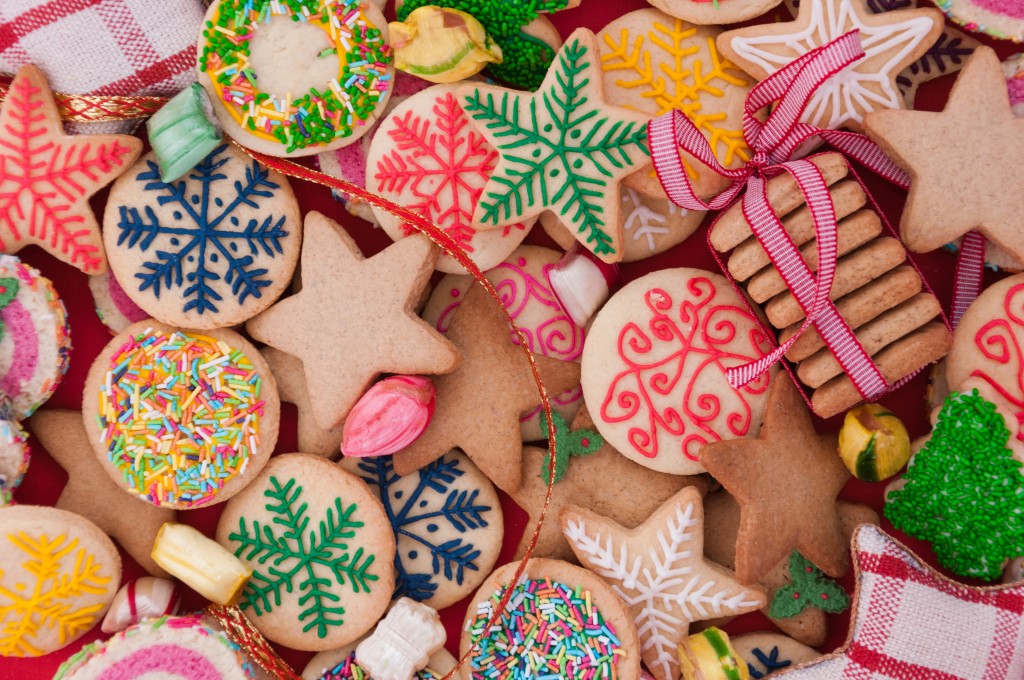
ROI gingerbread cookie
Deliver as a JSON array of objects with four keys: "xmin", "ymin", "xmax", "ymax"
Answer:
[
  {"xmin": 718, "ymin": 0, "xmax": 944, "ymax": 130},
  {"xmin": 217, "ymin": 453, "xmax": 394, "ymax": 651},
  {"xmin": 0, "ymin": 65, "xmax": 142, "ymax": 273},
  {"xmin": 246, "ymin": 211, "xmax": 458, "ymax": 431},
  {"xmin": 262, "ymin": 348, "xmax": 342, "ymax": 459},
  {"xmin": 936, "ymin": 0, "xmax": 1024, "ymax": 43},
  {"xmin": 0, "ymin": 505, "xmax": 121, "ymax": 657},
  {"xmin": 303, "ymin": 639, "xmax": 456, "ymax": 680},
  {"xmin": 82, "ymin": 320, "xmax": 279, "ymax": 509},
  {"xmin": 103, "ymin": 143, "xmax": 302, "ymax": 329},
  {"xmin": 0, "ymin": 412, "xmax": 28, "ymax": 507},
  {"xmin": 89, "ymin": 271, "xmax": 149, "ymax": 335},
  {"xmin": 197, "ymin": 0, "xmax": 395, "ymax": 157},
  {"xmin": 731, "ymin": 633, "xmax": 818, "ymax": 677},
  {"xmin": 581, "ymin": 267, "xmax": 774, "ymax": 475},
  {"xmin": 461, "ymin": 558, "xmax": 642, "ymax": 680},
  {"xmin": 341, "ymin": 450, "xmax": 503, "ymax": 610},
  {"xmin": 648, "ymin": 0, "xmax": 784, "ymax": 24},
  {"xmin": 365, "ymin": 83, "xmax": 532, "ymax": 274},
  {"xmin": 420, "ymin": 245, "xmax": 585, "ymax": 440}
]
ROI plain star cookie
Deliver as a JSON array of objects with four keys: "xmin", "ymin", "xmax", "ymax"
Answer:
[
  {"xmin": 458, "ymin": 29, "xmax": 652, "ymax": 264},
  {"xmin": 216, "ymin": 453, "xmax": 394, "ymax": 651},
  {"xmin": 246, "ymin": 211, "xmax": 458, "ymax": 431},
  {"xmin": 0, "ymin": 65, "xmax": 142, "ymax": 273},
  {"xmin": 581, "ymin": 267, "xmax": 774, "ymax": 476},
  {"xmin": 864, "ymin": 47, "xmax": 1024, "ymax": 266},
  {"xmin": 561, "ymin": 486, "xmax": 766, "ymax": 680},
  {"xmin": 718, "ymin": 0, "xmax": 944, "ymax": 130},
  {"xmin": 261, "ymin": 348, "xmax": 342, "ymax": 460}
]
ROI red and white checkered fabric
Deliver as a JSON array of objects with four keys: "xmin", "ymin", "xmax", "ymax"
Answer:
[
  {"xmin": 0, "ymin": 0, "xmax": 203, "ymax": 132},
  {"xmin": 779, "ymin": 525, "xmax": 1024, "ymax": 679}
]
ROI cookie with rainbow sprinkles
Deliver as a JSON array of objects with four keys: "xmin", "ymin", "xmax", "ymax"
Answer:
[{"xmin": 82, "ymin": 320, "xmax": 279, "ymax": 510}]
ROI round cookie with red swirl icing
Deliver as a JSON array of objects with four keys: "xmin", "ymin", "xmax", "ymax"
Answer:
[{"xmin": 581, "ymin": 267, "xmax": 775, "ymax": 475}]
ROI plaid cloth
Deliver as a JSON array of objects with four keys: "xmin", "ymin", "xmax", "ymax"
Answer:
[
  {"xmin": 0, "ymin": 0, "xmax": 204, "ymax": 132},
  {"xmin": 780, "ymin": 526, "xmax": 1024, "ymax": 679}
]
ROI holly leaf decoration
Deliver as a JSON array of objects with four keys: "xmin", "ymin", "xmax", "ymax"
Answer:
[
  {"xmin": 769, "ymin": 550, "xmax": 850, "ymax": 618},
  {"xmin": 539, "ymin": 411, "xmax": 602, "ymax": 483}
]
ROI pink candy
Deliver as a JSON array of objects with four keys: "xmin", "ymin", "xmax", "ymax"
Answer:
[{"xmin": 341, "ymin": 376, "xmax": 435, "ymax": 458}]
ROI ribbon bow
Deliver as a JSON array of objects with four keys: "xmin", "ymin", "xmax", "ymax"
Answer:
[{"xmin": 648, "ymin": 30, "xmax": 912, "ymax": 401}]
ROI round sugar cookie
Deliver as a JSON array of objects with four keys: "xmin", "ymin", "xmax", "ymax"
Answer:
[
  {"xmin": 646, "ymin": 0, "xmax": 783, "ymax": 24},
  {"xmin": 216, "ymin": 453, "xmax": 394, "ymax": 651},
  {"xmin": 341, "ymin": 449, "xmax": 503, "ymax": 610},
  {"xmin": 82, "ymin": 320, "xmax": 280, "ymax": 509},
  {"xmin": 0, "ymin": 412, "xmax": 29, "ymax": 506},
  {"xmin": 0, "ymin": 256, "xmax": 71, "ymax": 419},
  {"xmin": 731, "ymin": 632, "xmax": 819, "ymax": 676},
  {"xmin": 460, "ymin": 559, "xmax": 641, "ymax": 680},
  {"xmin": 53, "ymin": 615, "xmax": 254, "ymax": 679},
  {"xmin": 581, "ymin": 268, "xmax": 774, "ymax": 475},
  {"xmin": 365, "ymin": 83, "xmax": 532, "ymax": 274},
  {"xmin": 103, "ymin": 143, "xmax": 301, "ymax": 329},
  {"xmin": 197, "ymin": 0, "xmax": 395, "ymax": 157},
  {"xmin": 302, "ymin": 637, "xmax": 456, "ymax": 680},
  {"xmin": 89, "ymin": 270, "xmax": 149, "ymax": 334},
  {"xmin": 936, "ymin": 0, "xmax": 1024, "ymax": 43},
  {"xmin": 421, "ymin": 245, "xmax": 585, "ymax": 439},
  {"xmin": 0, "ymin": 505, "xmax": 121, "ymax": 657}
]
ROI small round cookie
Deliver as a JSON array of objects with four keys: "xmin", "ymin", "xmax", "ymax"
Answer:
[
  {"xmin": 936, "ymin": 0, "xmax": 1024, "ymax": 43},
  {"xmin": 461, "ymin": 559, "xmax": 641, "ymax": 680},
  {"xmin": 216, "ymin": 453, "xmax": 394, "ymax": 651},
  {"xmin": 0, "ymin": 505, "xmax": 121, "ymax": 657},
  {"xmin": 421, "ymin": 245, "xmax": 585, "ymax": 439},
  {"xmin": 302, "ymin": 638, "xmax": 456, "ymax": 680},
  {"xmin": 366, "ymin": 83, "xmax": 532, "ymax": 274},
  {"xmin": 598, "ymin": 9, "xmax": 753, "ymax": 199},
  {"xmin": 89, "ymin": 271, "xmax": 149, "ymax": 334},
  {"xmin": 581, "ymin": 268, "xmax": 775, "ymax": 475},
  {"xmin": 53, "ymin": 615, "xmax": 254, "ymax": 679},
  {"xmin": 197, "ymin": 0, "xmax": 395, "ymax": 157},
  {"xmin": 541, "ymin": 187, "xmax": 704, "ymax": 262},
  {"xmin": 341, "ymin": 450, "xmax": 503, "ymax": 610},
  {"xmin": 103, "ymin": 143, "xmax": 301, "ymax": 329},
  {"xmin": 646, "ymin": 0, "xmax": 783, "ymax": 26},
  {"xmin": 0, "ymin": 412, "xmax": 29, "ymax": 506},
  {"xmin": 731, "ymin": 632, "xmax": 819, "ymax": 676},
  {"xmin": 0, "ymin": 256, "xmax": 71, "ymax": 419},
  {"xmin": 83, "ymin": 320, "xmax": 280, "ymax": 509}
]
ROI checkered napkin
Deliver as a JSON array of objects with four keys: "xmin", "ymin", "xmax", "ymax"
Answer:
[
  {"xmin": 780, "ymin": 525, "xmax": 1024, "ymax": 679},
  {"xmin": 0, "ymin": 0, "xmax": 204, "ymax": 133}
]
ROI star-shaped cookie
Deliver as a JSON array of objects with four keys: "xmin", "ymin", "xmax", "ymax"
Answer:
[
  {"xmin": 698, "ymin": 377, "xmax": 851, "ymax": 584},
  {"xmin": 246, "ymin": 211, "xmax": 459, "ymax": 430},
  {"xmin": 717, "ymin": 0, "xmax": 943, "ymax": 130},
  {"xmin": 391, "ymin": 282, "xmax": 581, "ymax": 493},
  {"xmin": 0, "ymin": 66, "xmax": 142, "ymax": 273},
  {"xmin": 458, "ymin": 28, "xmax": 651, "ymax": 263},
  {"xmin": 864, "ymin": 46, "xmax": 1024, "ymax": 264},
  {"xmin": 261, "ymin": 347, "xmax": 342, "ymax": 459},
  {"xmin": 29, "ymin": 409, "xmax": 174, "ymax": 576},
  {"xmin": 779, "ymin": 525, "xmax": 1024, "ymax": 678},
  {"xmin": 562, "ymin": 486, "xmax": 766, "ymax": 680}
]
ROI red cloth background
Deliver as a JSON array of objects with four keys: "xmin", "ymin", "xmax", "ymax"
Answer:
[{"xmin": 1, "ymin": 1, "xmax": 1019, "ymax": 678}]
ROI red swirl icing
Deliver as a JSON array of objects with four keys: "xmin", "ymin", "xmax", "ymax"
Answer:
[
  {"xmin": 971, "ymin": 281, "xmax": 1024, "ymax": 444},
  {"xmin": 600, "ymin": 278, "xmax": 772, "ymax": 462}
]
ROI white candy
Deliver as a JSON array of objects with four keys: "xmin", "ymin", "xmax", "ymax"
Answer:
[
  {"xmin": 101, "ymin": 577, "xmax": 181, "ymax": 634},
  {"xmin": 355, "ymin": 598, "xmax": 446, "ymax": 680}
]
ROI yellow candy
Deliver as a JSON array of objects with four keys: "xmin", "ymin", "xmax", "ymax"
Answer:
[
  {"xmin": 388, "ymin": 6, "xmax": 502, "ymax": 84},
  {"xmin": 838, "ymin": 403, "xmax": 911, "ymax": 482},
  {"xmin": 678, "ymin": 627, "xmax": 750, "ymax": 680},
  {"xmin": 151, "ymin": 522, "xmax": 251, "ymax": 606}
]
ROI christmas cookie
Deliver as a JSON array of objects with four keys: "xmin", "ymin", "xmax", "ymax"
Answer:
[
  {"xmin": 53, "ymin": 615, "xmax": 254, "ymax": 679},
  {"xmin": 1007, "ymin": 53, "xmax": 1024, "ymax": 116},
  {"xmin": 82, "ymin": 320, "xmax": 280, "ymax": 509},
  {"xmin": 302, "ymin": 637, "xmax": 456, "ymax": 680},
  {"xmin": 598, "ymin": 9, "xmax": 752, "ymax": 199},
  {"xmin": 936, "ymin": 0, "xmax": 1024, "ymax": 42},
  {"xmin": 649, "ymin": 0, "xmax": 784, "ymax": 24},
  {"xmin": 718, "ymin": 0, "xmax": 944, "ymax": 130},
  {"xmin": 0, "ymin": 412, "xmax": 28, "ymax": 506},
  {"xmin": 0, "ymin": 505, "xmax": 121, "ymax": 657},
  {"xmin": 246, "ymin": 211, "xmax": 458, "ymax": 431},
  {"xmin": 731, "ymin": 633, "xmax": 818, "ymax": 678},
  {"xmin": 458, "ymin": 29, "xmax": 652, "ymax": 264},
  {"xmin": 562, "ymin": 486, "xmax": 766, "ymax": 680},
  {"xmin": 197, "ymin": 0, "xmax": 396, "ymax": 157},
  {"xmin": 89, "ymin": 271, "xmax": 149, "ymax": 335},
  {"xmin": 0, "ymin": 66, "xmax": 142, "ymax": 274},
  {"xmin": 262, "ymin": 348, "xmax": 342, "ymax": 459},
  {"xmin": 341, "ymin": 450, "xmax": 503, "ymax": 610},
  {"xmin": 461, "ymin": 558, "xmax": 642, "ymax": 680},
  {"xmin": 580, "ymin": 267, "xmax": 774, "ymax": 476},
  {"xmin": 216, "ymin": 453, "xmax": 394, "ymax": 651},
  {"xmin": 365, "ymin": 83, "xmax": 532, "ymax": 274},
  {"xmin": 421, "ymin": 245, "xmax": 585, "ymax": 439},
  {"xmin": 103, "ymin": 143, "xmax": 302, "ymax": 329}
]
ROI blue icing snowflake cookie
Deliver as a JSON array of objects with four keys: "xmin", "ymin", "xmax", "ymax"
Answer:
[
  {"xmin": 103, "ymin": 142, "xmax": 301, "ymax": 329},
  {"xmin": 342, "ymin": 450, "xmax": 503, "ymax": 610},
  {"xmin": 732, "ymin": 632, "xmax": 819, "ymax": 677}
]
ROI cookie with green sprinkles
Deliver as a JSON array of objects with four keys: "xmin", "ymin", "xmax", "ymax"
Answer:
[
  {"xmin": 197, "ymin": 0, "xmax": 396, "ymax": 158},
  {"xmin": 82, "ymin": 320, "xmax": 280, "ymax": 510},
  {"xmin": 460, "ymin": 558, "xmax": 642, "ymax": 680}
]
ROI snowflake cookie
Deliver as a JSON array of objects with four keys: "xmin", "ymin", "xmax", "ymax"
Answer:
[
  {"xmin": 341, "ymin": 450, "xmax": 503, "ymax": 610},
  {"xmin": 103, "ymin": 143, "xmax": 301, "ymax": 329},
  {"xmin": 217, "ymin": 454, "xmax": 394, "ymax": 651},
  {"xmin": 731, "ymin": 632, "xmax": 818, "ymax": 678},
  {"xmin": 365, "ymin": 83, "xmax": 532, "ymax": 274},
  {"xmin": 0, "ymin": 505, "xmax": 121, "ymax": 657}
]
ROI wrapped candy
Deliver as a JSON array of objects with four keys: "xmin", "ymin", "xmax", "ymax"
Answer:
[
  {"xmin": 389, "ymin": 6, "xmax": 503, "ymax": 84},
  {"xmin": 151, "ymin": 523, "xmax": 251, "ymax": 606},
  {"xmin": 355, "ymin": 598, "xmax": 446, "ymax": 680},
  {"xmin": 100, "ymin": 577, "xmax": 182, "ymax": 634},
  {"xmin": 547, "ymin": 244, "xmax": 622, "ymax": 328},
  {"xmin": 677, "ymin": 627, "xmax": 749, "ymax": 680},
  {"xmin": 838, "ymin": 403, "xmax": 911, "ymax": 482},
  {"xmin": 341, "ymin": 376, "xmax": 435, "ymax": 458}
]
